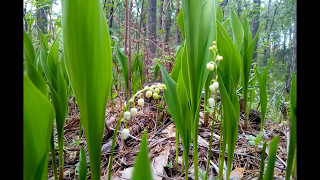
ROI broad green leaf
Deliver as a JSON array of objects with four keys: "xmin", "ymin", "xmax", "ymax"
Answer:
[
  {"xmin": 170, "ymin": 41, "xmax": 185, "ymax": 82},
  {"xmin": 78, "ymin": 145, "xmax": 88, "ymax": 180},
  {"xmin": 285, "ymin": 73, "xmax": 296, "ymax": 180},
  {"xmin": 241, "ymin": 18, "xmax": 263, "ymax": 126},
  {"xmin": 61, "ymin": 0, "xmax": 113, "ymax": 179},
  {"xmin": 230, "ymin": 8, "xmax": 244, "ymax": 51},
  {"xmin": 256, "ymin": 59, "xmax": 272, "ymax": 132},
  {"xmin": 24, "ymin": 30, "xmax": 48, "ymax": 96},
  {"xmin": 177, "ymin": 8, "xmax": 185, "ymax": 39},
  {"xmin": 216, "ymin": 4, "xmax": 224, "ymax": 23},
  {"xmin": 131, "ymin": 131, "xmax": 153, "ymax": 180},
  {"xmin": 217, "ymin": 70, "xmax": 239, "ymax": 180},
  {"xmin": 264, "ymin": 135, "xmax": 279, "ymax": 180},
  {"xmin": 222, "ymin": 18, "xmax": 230, "ymax": 30},
  {"xmin": 115, "ymin": 47, "xmax": 129, "ymax": 99},
  {"xmin": 216, "ymin": 20, "xmax": 241, "ymax": 92},
  {"xmin": 24, "ymin": 74, "xmax": 55, "ymax": 180}
]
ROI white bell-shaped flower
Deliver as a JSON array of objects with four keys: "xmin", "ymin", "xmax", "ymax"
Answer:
[
  {"xmin": 124, "ymin": 111, "xmax": 131, "ymax": 120},
  {"xmin": 130, "ymin": 108, "xmax": 138, "ymax": 116},
  {"xmin": 138, "ymin": 98, "xmax": 144, "ymax": 107},
  {"xmin": 121, "ymin": 128, "xmax": 130, "ymax": 140},
  {"xmin": 208, "ymin": 98, "xmax": 215, "ymax": 108}
]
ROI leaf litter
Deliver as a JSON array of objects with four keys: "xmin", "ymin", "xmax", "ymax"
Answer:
[{"xmin": 48, "ymin": 89, "xmax": 291, "ymax": 180}]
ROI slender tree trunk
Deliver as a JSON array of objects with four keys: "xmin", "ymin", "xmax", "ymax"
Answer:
[
  {"xmin": 161, "ymin": 0, "xmax": 166, "ymax": 54},
  {"xmin": 128, "ymin": 0, "xmax": 133, "ymax": 102},
  {"xmin": 124, "ymin": 0, "xmax": 128, "ymax": 55},
  {"xmin": 176, "ymin": 0, "xmax": 181, "ymax": 45},
  {"xmin": 148, "ymin": 0, "xmax": 157, "ymax": 62},
  {"xmin": 37, "ymin": 1, "xmax": 48, "ymax": 34},
  {"xmin": 165, "ymin": 0, "xmax": 172, "ymax": 45},
  {"xmin": 251, "ymin": 0, "xmax": 261, "ymax": 61},
  {"xmin": 263, "ymin": 0, "xmax": 280, "ymax": 66},
  {"xmin": 285, "ymin": 16, "xmax": 296, "ymax": 94},
  {"xmin": 158, "ymin": 0, "xmax": 164, "ymax": 42},
  {"xmin": 109, "ymin": 0, "xmax": 114, "ymax": 35}
]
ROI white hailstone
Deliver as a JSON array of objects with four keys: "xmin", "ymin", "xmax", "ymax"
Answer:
[
  {"xmin": 216, "ymin": 55, "xmax": 223, "ymax": 61},
  {"xmin": 208, "ymin": 98, "xmax": 215, "ymax": 108},
  {"xmin": 206, "ymin": 62, "xmax": 215, "ymax": 71},
  {"xmin": 130, "ymin": 108, "xmax": 138, "ymax": 116},
  {"xmin": 146, "ymin": 90, "xmax": 153, "ymax": 98},
  {"xmin": 124, "ymin": 111, "xmax": 131, "ymax": 120},
  {"xmin": 121, "ymin": 128, "xmax": 130, "ymax": 140},
  {"xmin": 138, "ymin": 98, "xmax": 144, "ymax": 107}
]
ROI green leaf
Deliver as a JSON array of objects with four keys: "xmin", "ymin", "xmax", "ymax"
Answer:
[
  {"xmin": 24, "ymin": 74, "xmax": 55, "ymax": 180},
  {"xmin": 259, "ymin": 141, "xmax": 267, "ymax": 180},
  {"xmin": 285, "ymin": 73, "xmax": 296, "ymax": 180},
  {"xmin": 255, "ymin": 59, "xmax": 272, "ymax": 132},
  {"xmin": 24, "ymin": 30, "xmax": 48, "ymax": 97},
  {"xmin": 216, "ymin": 5, "xmax": 224, "ymax": 23},
  {"xmin": 230, "ymin": 8, "xmax": 244, "ymax": 51},
  {"xmin": 78, "ymin": 145, "xmax": 88, "ymax": 180},
  {"xmin": 115, "ymin": 47, "xmax": 129, "ymax": 99},
  {"xmin": 217, "ymin": 70, "xmax": 239, "ymax": 179},
  {"xmin": 170, "ymin": 41, "xmax": 185, "ymax": 82},
  {"xmin": 264, "ymin": 135, "xmax": 279, "ymax": 180},
  {"xmin": 131, "ymin": 131, "xmax": 153, "ymax": 180},
  {"xmin": 177, "ymin": 8, "xmax": 185, "ymax": 39},
  {"xmin": 61, "ymin": 0, "xmax": 113, "ymax": 179}
]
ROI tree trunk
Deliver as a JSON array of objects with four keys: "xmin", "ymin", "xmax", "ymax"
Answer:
[
  {"xmin": 263, "ymin": 0, "xmax": 280, "ymax": 66},
  {"xmin": 124, "ymin": 0, "xmax": 128, "ymax": 55},
  {"xmin": 128, "ymin": 0, "xmax": 133, "ymax": 101},
  {"xmin": 251, "ymin": 0, "xmax": 261, "ymax": 61},
  {"xmin": 158, "ymin": 0, "xmax": 164, "ymax": 42},
  {"xmin": 37, "ymin": 0, "xmax": 49, "ymax": 34},
  {"xmin": 109, "ymin": 0, "xmax": 114, "ymax": 35},
  {"xmin": 148, "ymin": 0, "xmax": 157, "ymax": 60},
  {"xmin": 165, "ymin": 0, "xmax": 172, "ymax": 46},
  {"xmin": 285, "ymin": 15, "xmax": 296, "ymax": 94},
  {"xmin": 176, "ymin": 0, "xmax": 181, "ymax": 45}
]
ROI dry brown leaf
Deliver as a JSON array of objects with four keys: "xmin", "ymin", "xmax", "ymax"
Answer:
[
  {"xmin": 229, "ymin": 168, "xmax": 244, "ymax": 180},
  {"xmin": 151, "ymin": 145, "xmax": 172, "ymax": 180}
]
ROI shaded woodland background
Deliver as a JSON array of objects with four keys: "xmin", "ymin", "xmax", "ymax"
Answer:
[{"xmin": 23, "ymin": 0, "xmax": 296, "ymax": 108}]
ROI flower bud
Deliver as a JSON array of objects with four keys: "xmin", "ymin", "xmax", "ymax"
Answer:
[
  {"xmin": 130, "ymin": 108, "xmax": 138, "ymax": 116},
  {"xmin": 206, "ymin": 62, "xmax": 215, "ymax": 71},
  {"xmin": 208, "ymin": 98, "xmax": 215, "ymax": 108},
  {"xmin": 146, "ymin": 90, "xmax": 153, "ymax": 98},
  {"xmin": 216, "ymin": 55, "xmax": 223, "ymax": 61},
  {"xmin": 121, "ymin": 128, "xmax": 130, "ymax": 140},
  {"xmin": 154, "ymin": 88, "xmax": 160, "ymax": 94},
  {"xmin": 212, "ymin": 41, "xmax": 217, "ymax": 45},
  {"xmin": 161, "ymin": 84, "xmax": 167, "ymax": 90},
  {"xmin": 138, "ymin": 98, "xmax": 144, "ymax": 107},
  {"xmin": 153, "ymin": 93, "xmax": 159, "ymax": 99},
  {"xmin": 124, "ymin": 111, "xmax": 131, "ymax": 120}
]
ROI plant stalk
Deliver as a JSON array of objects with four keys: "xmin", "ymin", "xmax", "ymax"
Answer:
[
  {"xmin": 205, "ymin": 91, "xmax": 219, "ymax": 180},
  {"xmin": 58, "ymin": 136, "xmax": 64, "ymax": 180},
  {"xmin": 175, "ymin": 130, "xmax": 179, "ymax": 174},
  {"xmin": 50, "ymin": 132, "xmax": 58, "ymax": 180}
]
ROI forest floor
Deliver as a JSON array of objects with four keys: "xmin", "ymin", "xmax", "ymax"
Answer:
[{"xmin": 48, "ymin": 83, "xmax": 290, "ymax": 180}]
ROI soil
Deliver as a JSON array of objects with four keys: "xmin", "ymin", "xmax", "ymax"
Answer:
[{"xmin": 48, "ymin": 87, "xmax": 290, "ymax": 180}]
